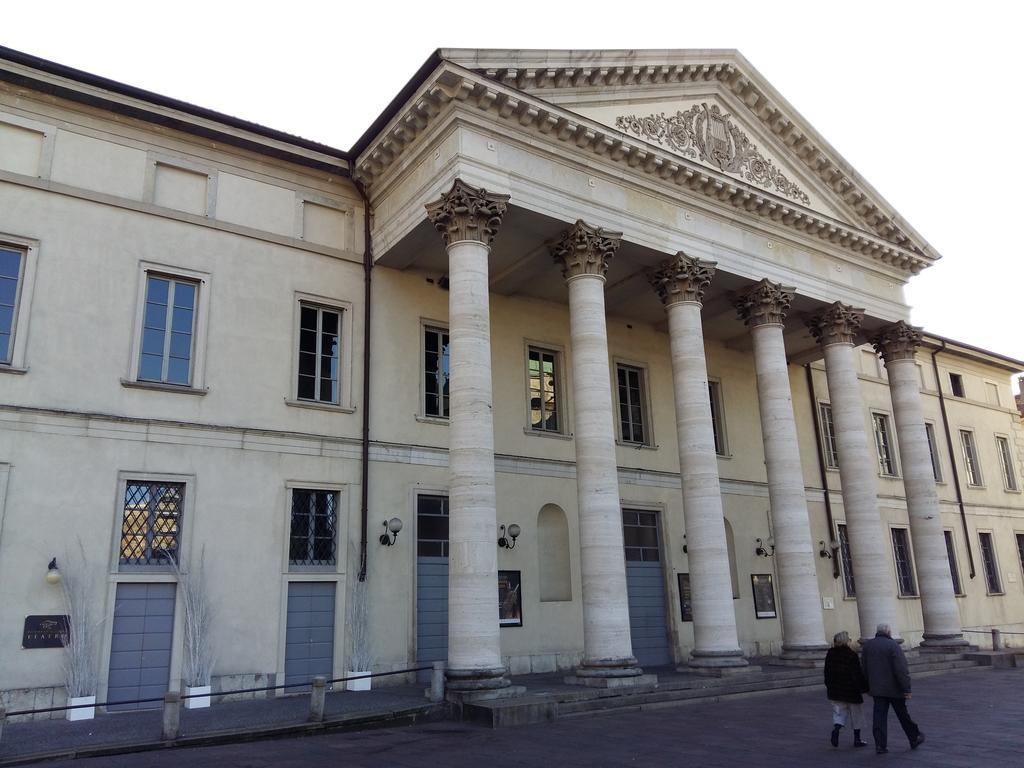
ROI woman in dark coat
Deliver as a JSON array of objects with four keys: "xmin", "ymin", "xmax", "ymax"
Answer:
[{"xmin": 824, "ymin": 630, "xmax": 869, "ymax": 748}]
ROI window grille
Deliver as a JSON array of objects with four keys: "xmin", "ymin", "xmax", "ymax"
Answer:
[
  {"xmin": 120, "ymin": 481, "xmax": 184, "ymax": 566},
  {"xmin": 527, "ymin": 347, "xmax": 560, "ymax": 432},
  {"xmin": 423, "ymin": 326, "xmax": 450, "ymax": 418},
  {"xmin": 890, "ymin": 528, "xmax": 917, "ymax": 596},
  {"xmin": 289, "ymin": 489, "xmax": 337, "ymax": 566},
  {"xmin": 837, "ymin": 523, "xmax": 856, "ymax": 597}
]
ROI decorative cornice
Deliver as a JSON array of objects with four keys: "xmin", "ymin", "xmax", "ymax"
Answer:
[
  {"xmin": 424, "ymin": 178, "xmax": 509, "ymax": 246},
  {"xmin": 615, "ymin": 104, "xmax": 809, "ymax": 204},
  {"xmin": 871, "ymin": 321, "xmax": 923, "ymax": 363},
  {"xmin": 806, "ymin": 302, "xmax": 864, "ymax": 346},
  {"xmin": 734, "ymin": 279, "xmax": 795, "ymax": 327},
  {"xmin": 550, "ymin": 219, "xmax": 621, "ymax": 280},
  {"xmin": 353, "ymin": 65, "xmax": 933, "ymax": 275},
  {"xmin": 474, "ymin": 62, "xmax": 924, "ymax": 258},
  {"xmin": 648, "ymin": 252, "xmax": 717, "ymax": 306}
]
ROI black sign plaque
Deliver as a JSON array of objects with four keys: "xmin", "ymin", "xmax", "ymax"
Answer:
[{"xmin": 22, "ymin": 615, "xmax": 69, "ymax": 649}]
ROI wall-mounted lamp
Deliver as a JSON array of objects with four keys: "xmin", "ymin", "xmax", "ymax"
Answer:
[
  {"xmin": 755, "ymin": 537, "xmax": 775, "ymax": 558},
  {"xmin": 498, "ymin": 523, "xmax": 521, "ymax": 550},
  {"xmin": 819, "ymin": 539, "xmax": 839, "ymax": 560},
  {"xmin": 46, "ymin": 557, "xmax": 61, "ymax": 585},
  {"xmin": 379, "ymin": 517, "xmax": 403, "ymax": 546},
  {"xmin": 681, "ymin": 534, "xmax": 688, "ymax": 554}
]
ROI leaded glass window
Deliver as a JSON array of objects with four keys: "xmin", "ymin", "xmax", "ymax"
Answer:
[
  {"xmin": 289, "ymin": 489, "xmax": 337, "ymax": 566},
  {"xmin": 138, "ymin": 275, "xmax": 197, "ymax": 385},
  {"xmin": 297, "ymin": 304, "xmax": 341, "ymax": 404},
  {"xmin": 120, "ymin": 481, "xmax": 184, "ymax": 567}
]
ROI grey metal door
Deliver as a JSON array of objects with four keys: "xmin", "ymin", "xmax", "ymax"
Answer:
[
  {"xmin": 415, "ymin": 494, "xmax": 449, "ymax": 683},
  {"xmin": 622, "ymin": 509, "xmax": 672, "ymax": 667},
  {"xmin": 107, "ymin": 582, "xmax": 176, "ymax": 711},
  {"xmin": 285, "ymin": 582, "xmax": 335, "ymax": 689}
]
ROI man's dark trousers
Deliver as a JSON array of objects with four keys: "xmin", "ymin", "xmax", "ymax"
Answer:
[{"xmin": 872, "ymin": 696, "xmax": 920, "ymax": 750}]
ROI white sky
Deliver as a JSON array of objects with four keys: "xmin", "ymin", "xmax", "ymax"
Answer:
[{"xmin": 5, "ymin": 0, "xmax": 1023, "ymax": 370}]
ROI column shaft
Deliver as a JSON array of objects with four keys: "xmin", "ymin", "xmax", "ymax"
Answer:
[
  {"xmin": 667, "ymin": 300, "xmax": 745, "ymax": 667},
  {"xmin": 750, "ymin": 322, "xmax": 828, "ymax": 654},
  {"xmin": 883, "ymin": 353, "xmax": 965, "ymax": 647},
  {"xmin": 821, "ymin": 341, "xmax": 899, "ymax": 640},
  {"xmin": 445, "ymin": 239, "xmax": 506, "ymax": 684},
  {"xmin": 567, "ymin": 274, "xmax": 637, "ymax": 669}
]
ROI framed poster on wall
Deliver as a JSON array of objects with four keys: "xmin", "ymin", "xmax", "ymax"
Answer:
[
  {"xmin": 751, "ymin": 573, "xmax": 777, "ymax": 619},
  {"xmin": 677, "ymin": 573, "xmax": 693, "ymax": 622},
  {"xmin": 498, "ymin": 570, "xmax": 523, "ymax": 627}
]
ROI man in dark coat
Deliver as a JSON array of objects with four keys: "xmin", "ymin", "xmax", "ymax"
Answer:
[
  {"xmin": 824, "ymin": 630, "xmax": 868, "ymax": 747},
  {"xmin": 860, "ymin": 623, "xmax": 925, "ymax": 754}
]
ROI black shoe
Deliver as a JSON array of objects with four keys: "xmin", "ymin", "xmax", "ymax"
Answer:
[
  {"xmin": 831, "ymin": 726, "xmax": 840, "ymax": 748},
  {"xmin": 854, "ymin": 739, "xmax": 868, "ymax": 748},
  {"xmin": 876, "ymin": 748, "xmax": 888, "ymax": 754},
  {"xmin": 911, "ymin": 734, "xmax": 925, "ymax": 750}
]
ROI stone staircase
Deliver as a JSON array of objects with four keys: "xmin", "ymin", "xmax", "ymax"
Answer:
[{"xmin": 460, "ymin": 651, "xmax": 984, "ymax": 727}]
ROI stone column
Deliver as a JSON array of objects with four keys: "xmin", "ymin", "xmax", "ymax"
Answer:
[
  {"xmin": 551, "ymin": 220, "xmax": 648, "ymax": 686},
  {"xmin": 735, "ymin": 280, "xmax": 828, "ymax": 659},
  {"xmin": 807, "ymin": 303, "xmax": 899, "ymax": 641},
  {"xmin": 872, "ymin": 322, "xmax": 967, "ymax": 649},
  {"xmin": 426, "ymin": 179, "xmax": 511, "ymax": 692},
  {"xmin": 650, "ymin": 254, "xmax": 747, "ymax": 672}
]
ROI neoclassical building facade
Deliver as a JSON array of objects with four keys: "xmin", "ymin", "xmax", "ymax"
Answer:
[{"xmin": 1, "ymin": 47, "xmax": 1023, "ymax": 708}]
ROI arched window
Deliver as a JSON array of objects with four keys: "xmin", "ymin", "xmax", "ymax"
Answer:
[
  {"xmin": 538, "ymin": 504, "xmax": 572, "ymax": 601},
  {"xmin": 724, "ymin": 519, "xmax": 740, "ymax": 599}
]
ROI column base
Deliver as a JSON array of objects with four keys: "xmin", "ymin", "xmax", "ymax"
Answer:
[
  {"xmin": 773, "ymin": 644, "xmax": 829, "ymax": 667},
  {"xmin": 565, "ymin": 657, "xmax": 654, "ymax": 688},
  {"xmin": 919, "ymin": 634, "xmax": 972, "ymax": 652},
  {"xmin": 446, "ymin": 685, "xmax": 527, "ymax": 704},
  {"xmin": 445, "ymin": 666, "xmax": 511, "ymax": 692},
  {"xmin": 685, "ymin": 649, "xmax": 752, "ymax": 676}
]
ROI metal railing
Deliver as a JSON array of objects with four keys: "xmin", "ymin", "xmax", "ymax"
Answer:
[
  {"xmin": 0, "ymin": 662, "xmax": 444, "ymax": 746},
  {"xmin": 961, "ymin": 627, "xmax": 1024, "ymax": 651}
]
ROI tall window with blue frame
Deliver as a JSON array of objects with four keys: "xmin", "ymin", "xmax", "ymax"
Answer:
[{"xmin": 138, "ymin": 274, "xmax": 197, "ymax": 385}]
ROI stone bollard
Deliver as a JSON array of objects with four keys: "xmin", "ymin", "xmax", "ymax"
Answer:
[
  {"xmin": 429, "ymin": 661, "xmax": 445, "ymax": 703},
  {"xmin": 0, "ymin": 705, "xmax": 6, "ymax": 745},
  {"xmin": 992, "ymin": 628, "xmax": 1002, "ymax": 651},
  {"xmin": 309, "ymin": 676, "xmax": 326, "ymax": 722},
  {"xmin": 162, "ymin": 692, "xmax": 181, "ymax": 741}
]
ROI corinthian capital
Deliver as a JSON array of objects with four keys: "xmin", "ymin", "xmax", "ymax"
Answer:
[
  {"xmin": 424, "ymin": 178, "xmax": 510, "ymax": 246},
  {"xmin": 734, "ymin": 279, "xmax": 795, "ymax": 327},
  {"xmin": 648, "ymin": 252, "xmax": 717, "ymax": 306},
  {"xmin": 550, "ymin": 219, "xmax": 622, "ymax": 280},
  {"xmin": 806, "ymin": 302, "xmax": 865, "ymax": 346},
  {"xmin": 871, "ymin": 321, "xmax": 923, "ymax": 363}
]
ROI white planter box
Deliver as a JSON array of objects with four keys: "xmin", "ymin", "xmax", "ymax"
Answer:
[
  {"xmin": 345, "ymin": 671, "xmax": 371, "ymax": 691},
  {"xmin": 67, "ymin": 695, "xmax": 96, "ymax": 721},
  {"xmin": 185, "ymin": 685, "xmax": 211, "ymax": 709}
]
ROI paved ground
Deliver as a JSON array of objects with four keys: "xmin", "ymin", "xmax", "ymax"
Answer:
[{"xmin": 24, "ymin": 667, "xmax": 1024, "ymax": 768}]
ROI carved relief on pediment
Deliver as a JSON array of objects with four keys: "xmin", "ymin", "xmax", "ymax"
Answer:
[{"xmin": 615, "ymin": 103, "xmax": 810, "ymax": 205}]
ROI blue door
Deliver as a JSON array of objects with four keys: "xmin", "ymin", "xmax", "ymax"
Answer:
[
  {"xmin": 284, "ymin": 581, "xmax": 335, "ymax": 690},
  {"xmin": 415, "ymin": 494, "xmax": 449, "ymax": 683},
  {"xmin": 107, "ymin": 583, "xmax": 176, "ymax": 711},
  {"xmin": 622, "ymin": 509, "xmax": 672, "ymax": 667}
]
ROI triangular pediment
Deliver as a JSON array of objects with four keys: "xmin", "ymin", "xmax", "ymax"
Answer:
[{"xmin": 439, "ymin": 49, "xmax": 937, "ymax": 264}]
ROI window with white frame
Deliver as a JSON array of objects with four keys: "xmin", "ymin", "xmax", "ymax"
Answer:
[
  {"xmin": 297, "ymin": 303, "xmax": 341, "ymax": 404},
  {"xmin": 819, "ymin": 403, "xmax": 839, "ymax": 469},
  {"xmin": 960, "ymin": 429, "xmax": 983, "ymax": 486},
  {"xmin": 137, "ymin": 273, "xmax": 198, "ymax": 385},
  {"xmin": 890, "ymin": 527, "xmax": 917, "ymax": 596},
  {"xmin": 944, "ymin": 530, "xmax": 964, "ymax": 596},
  {"xmin": 978, "ymin": 531, "xmax": 1002, "ymax": 594},
  {"xmin": 0, "ymin": 245, "xmax": 24, "ymax": 365},
  {"xmin": 708, "ymin": 380, "xmax": 728, "ymax": 456},
  {"xmin": 924, "ymin": 422, "xmax": 942, "ymax": 482},
  {"xmin": 616, "ymin": 363, "xmax": 649, "ymax": 445},
  {"xmin": 288, "ymin": 488, "xmax": 338, "ymax": 567},
  {"xmin": 872, "ymin": 412, "xmax": 898, "ymax": 476},
  {"xmin": 837, "ymin": 523, "xmax": 855, "ymax": 598},
  {"xmin": 996, "ymin": 436, "xmax": 1018, "ymax": 491},
  {"xmin": 120, "ymin": 481, "xmax": 184, "ymax": 567},
  {"xmin": 423, "ymin": 325, "xmax": 450, "ymax": 419},
  {"xmin": 527, "ymin": 346, "xmax": 561, "ymax": 433}
]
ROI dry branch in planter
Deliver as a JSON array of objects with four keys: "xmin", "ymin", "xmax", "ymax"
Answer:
[
  {"xmin": 170, "ymin": 551, "xmax": 216, "ymax": 688},
  {"xmin": 59, "ymin": 543, "xmax": 100, "ymax": 699}
]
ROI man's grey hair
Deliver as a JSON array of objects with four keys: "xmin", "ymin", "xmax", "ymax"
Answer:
[
  {"xmin": 876, "ymin": 622, "xmax": 892, "ymax": 636},
  {"xmin": 833, "ymin": 630, "xmax": 850, "ymax": 647}
]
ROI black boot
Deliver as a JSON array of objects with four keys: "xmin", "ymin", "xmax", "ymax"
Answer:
[
  {"xmin": 831, "ymin": 724, "xmax": 841, "ymax": 748},
  {"xmin": 853, "ymin": 729, "xmax": 868, "ymax": 747}
]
